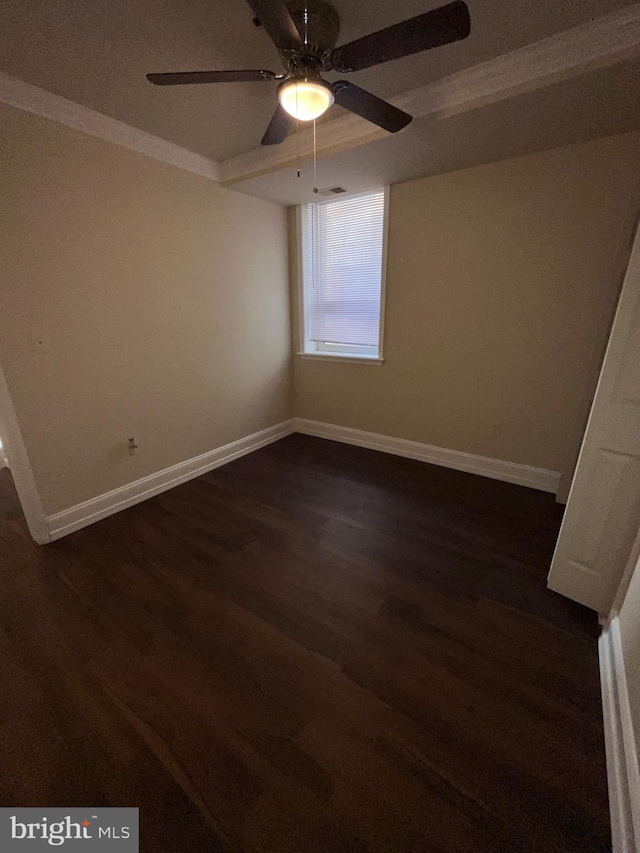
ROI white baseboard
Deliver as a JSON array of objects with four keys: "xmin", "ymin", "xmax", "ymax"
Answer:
[
  {"xmin": 294, "ymin": 418, "xmax": 561, "ymax": 493},
  {"xmin": 45, "ymin": 417, "xmax": 560, "ymax": 542},
  {"xmin": 47, "ymin": 419, "xmax": 295, "ymax": 540},
  {"xmin": 600, "ymin": 617, "xmax": 640, "ymax": 852}
]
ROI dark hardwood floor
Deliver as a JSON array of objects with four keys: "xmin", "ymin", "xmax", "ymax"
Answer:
[{"xmin": 0, "ymin": 436, "xmax": 609, "ymax": 852}]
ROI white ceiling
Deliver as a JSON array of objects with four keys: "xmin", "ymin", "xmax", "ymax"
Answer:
[{"xmin": 0, "ymin": 0, "xmax": 636, "ymax": 162}]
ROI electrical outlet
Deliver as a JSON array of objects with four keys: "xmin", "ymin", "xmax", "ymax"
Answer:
[
  {"xmin": 128, "ymin": 438, "xmax": 139, "ymax": 456},
  {"xmin": 491, "ymin": 423, "xmax": 503, "ymax": 437}
]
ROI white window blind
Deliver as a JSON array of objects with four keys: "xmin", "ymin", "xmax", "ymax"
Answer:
[{"xmin": 303, "ymin": 190, "xmax": 385, "ymax": 349}]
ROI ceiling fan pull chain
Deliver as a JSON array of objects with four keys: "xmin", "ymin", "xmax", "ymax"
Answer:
[
  {"xmin": 313, "ymin": 119, "xmax": 318, "ymax": 193},
  {"xmin": 296, "ymin": 85, "xmax": 301, "ymax": 177}
]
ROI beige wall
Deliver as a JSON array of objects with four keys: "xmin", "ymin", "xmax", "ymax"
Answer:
[
  {"xmin": 0, "ymin": 104, "xmax": 291, "ymax": 515},
  {"xmin": 3, "ymin": 110, "xmax": 639, "ymax": 521},
  {"xmin": 291, "ymin": 132, "xmax": 640, "ymax": 473},
  {"xmin": 618, "ymin": 551, "xmax": 640, "ymax": 775}
]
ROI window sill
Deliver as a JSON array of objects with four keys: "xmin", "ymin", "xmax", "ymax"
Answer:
[{"xmin": 298, "ymin": 352, "xmax": 384, "ymax": 365}]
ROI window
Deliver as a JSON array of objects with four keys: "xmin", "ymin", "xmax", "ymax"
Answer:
[{"xmin": 298, "ymin": 188, "xmax": 388, "ymax": 362}]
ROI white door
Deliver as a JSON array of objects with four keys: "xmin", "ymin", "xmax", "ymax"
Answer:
[{"xmin": 548, "ymin": 222, "xmax": 640, "ymax": 613}]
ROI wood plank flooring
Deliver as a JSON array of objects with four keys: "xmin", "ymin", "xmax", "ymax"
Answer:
[{"xmin": 0, "ymin": 435, "xmax": 609, "ymax": 852}]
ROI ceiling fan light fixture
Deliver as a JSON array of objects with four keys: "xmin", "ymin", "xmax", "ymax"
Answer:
[
  {"xmin": 147, "ymin": 0, "xmax": 471, "ymax": 144},
  {"xmin": 278, "ymin": 78, "xmax": 334, "ymax": 121}
]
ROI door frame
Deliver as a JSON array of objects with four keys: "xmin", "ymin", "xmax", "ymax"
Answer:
[{"xmin": 0, "ymin": 362, "xmax": 50, "ymax": 543}]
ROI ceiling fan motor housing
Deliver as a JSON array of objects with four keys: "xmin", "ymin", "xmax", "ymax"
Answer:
[{"xmin": 282, "ymin": 0, "xmax": 340, "ymax": 72}]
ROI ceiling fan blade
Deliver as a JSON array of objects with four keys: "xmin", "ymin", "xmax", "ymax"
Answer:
[
  {"xmin": 246, "ymin": 0, "xmax": 303, "ymax": 51},
  {"xmin": 261, "ymin": 105, "xmax": 295, "ymax": 145},
  {"xmin": 332, "ymin": 82, "xmax": 412, "ymax": 133},
  {"xmin": 331, "ymin": 0, "xmax": 470, "ymax": 73},
  {"xmin": 147, "ymin": 70, "xmax": 277, "ymax": 85}
]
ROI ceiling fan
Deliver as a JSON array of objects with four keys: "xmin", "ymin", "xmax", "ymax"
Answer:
[{"xmin": 147, "ymin": 0, "xmax": 471, "ymax": 146}]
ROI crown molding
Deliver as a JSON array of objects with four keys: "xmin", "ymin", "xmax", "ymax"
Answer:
[
  {"xmin": 2, "ymin": 1, "xmax": 639, "ymax": 189},
  {"xmin": 219, "ymin": 1, "xmax": 640, "ymax": 186},
  {"xmin": 0, "ymin": 72, "xmax": 221, "ymax": 182}
]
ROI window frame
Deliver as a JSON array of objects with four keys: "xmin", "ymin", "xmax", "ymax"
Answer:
[{"xmin": 296, "ymin": 187, "xmax": 389, "ymax": 365}]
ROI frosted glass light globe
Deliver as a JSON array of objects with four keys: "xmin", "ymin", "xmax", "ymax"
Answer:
[{"xmin": 278, "ymin": 79, "xmax": 334, "ymax": 121}]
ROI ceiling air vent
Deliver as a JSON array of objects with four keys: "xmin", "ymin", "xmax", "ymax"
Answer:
[{"xmin": 317, "ymin": 186, "xmax": 347, "ymax": 196}]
